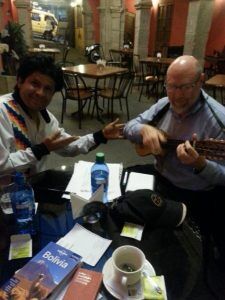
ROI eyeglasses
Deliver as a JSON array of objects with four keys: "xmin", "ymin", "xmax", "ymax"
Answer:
[{"xmin": 164, "ymin": 77, "xmax": 200, "ymax": 93}]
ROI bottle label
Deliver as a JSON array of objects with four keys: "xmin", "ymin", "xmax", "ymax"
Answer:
[
  {"xmin": 11, "ymin": 188, "xmax": 35, "ymax": 233},
  {"xmin": 91, "ymin": 170, "xmax": 108, "ymax": 193}
]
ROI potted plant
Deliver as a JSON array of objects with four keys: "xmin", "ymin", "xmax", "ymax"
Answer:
[{"xmin": 0, "ymin": 21, "xmax": 28, "ymax": 94}]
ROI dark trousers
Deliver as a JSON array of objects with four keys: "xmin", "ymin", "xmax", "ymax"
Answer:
[{"xmin": 126, "ymin": 164, "xmax": 225, "ymax": 265}]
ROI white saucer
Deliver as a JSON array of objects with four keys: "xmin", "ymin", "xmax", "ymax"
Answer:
[{"xmin": 102, "ymin": 257, "xmax": 156, "ymax": 300}]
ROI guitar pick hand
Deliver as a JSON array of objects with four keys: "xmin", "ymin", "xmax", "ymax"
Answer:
[{"xmin": 140, "ymin": 125, "xmax": 167, "ymax": 155}]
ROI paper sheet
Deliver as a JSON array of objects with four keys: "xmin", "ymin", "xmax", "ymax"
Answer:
[
  {"xmin": 57, "ymin": 223, "xmax": 112, "ymax": 266},
  {"xmin": 70, "ymin": 184, "xmax": 103, "ymax": 219},
  {"xmin": 120, "ymin": 222, "xmax": 144, "ymax": 241},
  {"xmin": 125, "ymin": 172, "xmax": 155, "ymax": 192},
  {"xmin": 65, "ymin": 160, "xmax": 122, "ymax": 201},
  {"xmin": 9, "ymin": 234, "xmax": 32, "ymax": 260}
]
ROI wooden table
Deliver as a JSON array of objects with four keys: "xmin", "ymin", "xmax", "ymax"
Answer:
[
  {"xmin": 63, "ymin": 64, "xmax": 127, "ymax": 79},
  {"xmin": 140, "ymin": 57, "xmax": 175, "ymax": 65},
  {"xmin": 63, "ymin": 64, "xmax": 128, "ymax": 122},
  {"xmin": 139, "ymin": 57, "xmax": 174, "ymax": 76},
  {"xmin": 205, "ymin": 74, "xmax": 225, "ymax": 87},
  {"xmin": 205, "ymin": 56, "xmax": 225, "ymax": 74},
  {"xmin": 138, "ymin": 57, "xmax": 175, "ymax": 100},
  {"xmin": 205, "ymin": 74, "xmax": 225, "ymax": 104},
  {"xmin": 28, "ymin": 47, "xmax": 60, "ymax": 60},
  {"xmin": 110, "ymin": 48, "xmax": 133, "ymax": 56}
]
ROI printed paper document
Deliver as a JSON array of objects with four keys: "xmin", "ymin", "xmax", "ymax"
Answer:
[
  {"xmin": 57, "ymin": 223, "xmax": 112, "ymax": 266},
  {"xmin": 65, "ymin": 160, "xmax": 122, "ymax": 201},
  {"xmin": 125, "ymin": 172, "xmax": 155, "ymax": 192}
]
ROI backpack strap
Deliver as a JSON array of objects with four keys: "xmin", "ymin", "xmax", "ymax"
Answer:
[
  {"xmin": 148, "ymin": 94, "xmax": 225, "ymax": 133},
  {"xmin": 148, "ymin": 102, "xmax": 170, "ymax": 127},
  {"xmin": 205, "ymin": 100, "xmax": 225, "ymax": 133}
]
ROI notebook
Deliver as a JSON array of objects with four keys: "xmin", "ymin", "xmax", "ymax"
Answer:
[{"xmin": 125, "ymin": 172, "xmax": 155, "ymax": 192}]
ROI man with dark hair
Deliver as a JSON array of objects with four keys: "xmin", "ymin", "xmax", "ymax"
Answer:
[
  {"xmin": 0, "ymin": 54, "xmax": 123, "ymax": 175},
  {"xmin": 124, "ymin": 55, "xmax": 225, "ymax": 297}
]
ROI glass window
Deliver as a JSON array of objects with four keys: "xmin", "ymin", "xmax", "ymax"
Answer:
[{"xmin": 32, "ymin": 13, "xmax": 40, "ymax": 21}]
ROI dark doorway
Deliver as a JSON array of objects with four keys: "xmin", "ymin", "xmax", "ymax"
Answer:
[{"xmin": 124, "ymin": 12, "xmax": 135, "ymax": 47}]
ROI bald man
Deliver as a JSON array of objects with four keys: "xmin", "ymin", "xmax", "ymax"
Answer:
[{"xmin": 124, "ymin": 55, "xmax": 225, "ymax": 296}]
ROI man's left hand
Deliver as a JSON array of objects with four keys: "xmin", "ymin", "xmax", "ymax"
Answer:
[
  {"xmin": 102, "ymin": 118, "xmax": 124, "ymax": 139},
  {"xmin": 176, "ymin": 133, "xmax": 206, "ymax": 171}
]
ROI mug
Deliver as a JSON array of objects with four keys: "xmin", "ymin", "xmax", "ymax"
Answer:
[{"xmin": 112, "ymin": 245, "xmax": 145, "ymax": 286}]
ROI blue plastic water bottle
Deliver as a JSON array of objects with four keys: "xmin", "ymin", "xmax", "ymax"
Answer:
[
  {"xmin": 91, "ymin": 152, "xmax": 109, "ymax": 203},
  {"xmin": 11, "ymin": 172, "xmax": 36, "ymax": 234}
]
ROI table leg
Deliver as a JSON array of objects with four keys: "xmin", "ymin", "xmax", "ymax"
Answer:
[{"xmin": 94, "ymin": 78, "xmax": 105, "ymax": 124}]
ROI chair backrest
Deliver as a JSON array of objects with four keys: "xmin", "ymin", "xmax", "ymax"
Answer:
[
  {"xmin": 141, "ymin": 61, "xmax": 158, "ymax": 80},
  {"xmin": 63, "ymin": 72, "xmax": 88, "ymax": 99},
  {"xmin": 99, "ymin": 45, "xmax": 105, "ymax": 60},
  {"xmin": 62, "ymin": 46, "xmax": 71, "ymax": 63},
  {"xmin": 114, "ymin": 71, "xmax": 134, "ymax": 98},
  {"xmin": 133, "ymin": 54, "xmax": 141, "ymax": 73},
  {"xmin": 56, "ymin": 46, "xmax": 73, "ymax": 68},
  {"xmin": 109, "ymin": 49, "xmax": 122, "ymax": 63}
]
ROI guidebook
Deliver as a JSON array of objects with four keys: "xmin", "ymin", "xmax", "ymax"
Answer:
[
  {"xmin": 63, "ymin": 267, "xmax": 103, "ymax": 300},
  {"xmin": 0, "ymin": 241, "xmax": 82, "ymax": 300}
]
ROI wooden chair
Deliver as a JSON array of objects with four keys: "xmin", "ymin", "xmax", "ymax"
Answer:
[
  {"xmin": 56, "ymin": 46, "xmax": 74, "ymax": 68},
  {"xmin": 131, "ymin": 54, "xmax": 142, "ymax": 92},
  {"xmin": 108, "ymin": 49, "xmax": 128, "ymax": 68},
  {"xmin": 138, "ymin": 61, "xmax": 159, "ymax": 102},
  {"xmin": 99, "ymin": 71, "xmax": 134, "ymax": 121},
  {"xmin": 61, "ymin": 72, "xmax": 94, "ymax": 129}
]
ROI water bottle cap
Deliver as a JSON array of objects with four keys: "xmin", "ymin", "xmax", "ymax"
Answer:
[
  {"xmin": 96, "ymin": 152, "xmax": 105, "ymax": 163},
  {"xmin": 14, "ymin": 172, "xmax": 25, "ymax": 185}
]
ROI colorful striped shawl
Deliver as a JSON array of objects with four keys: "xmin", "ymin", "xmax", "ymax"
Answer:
[{"xmin": 3, "ymin": 99, "xmax": 31, "ymax": 150}]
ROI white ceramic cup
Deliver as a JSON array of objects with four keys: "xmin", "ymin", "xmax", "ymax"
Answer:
[{"xmin": 112, "ymin": 245, "xmax": 145, "ymax": 286}]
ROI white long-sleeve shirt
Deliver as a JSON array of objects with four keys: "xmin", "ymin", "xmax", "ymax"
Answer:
[{"xmin": 0, "ymin": 93, "xmax": 97, "ymax": 174}]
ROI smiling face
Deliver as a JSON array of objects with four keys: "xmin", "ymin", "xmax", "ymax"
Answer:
[
  {"xmin": 17, "ymin": 72, "xmax": 56, "ymax": 112},
  {"xmin": 165, "ymin": 56, "xmax": 204, "ymax": 116}
]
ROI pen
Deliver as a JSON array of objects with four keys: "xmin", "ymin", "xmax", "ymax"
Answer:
[
  {"xmin": 36, "ymin": 187, "xmax": 70, "ymax": 194},
  {"xmin": 123, "ymin": 171, "xmax": 128, "ymax": 186}
]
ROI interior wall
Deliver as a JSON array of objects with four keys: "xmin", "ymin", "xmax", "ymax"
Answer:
[
  {"xmin": 148, "ymin": 6, "xmax": 157, "ymax": 55},
  {"xmin": 1, "ymin": 0, "xmax": 15, "ymax": 29},
  {"xmin": 10, "ymin": 0, "xmax": 18, "ymax": 22},
  {"xmin": 169, "ymin": 0, "xmax": 188, "ymax": 46},
  {"xmin": 88, "ymin": 0, "xmax": 100, "ymax": 42},
  {"xmin": 206, "ymin": 0, "xmax": 225, "ymax": 55},
  {"xmin": 124, "ymin": 0, "xmax": 136, "ymax": 13}
]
